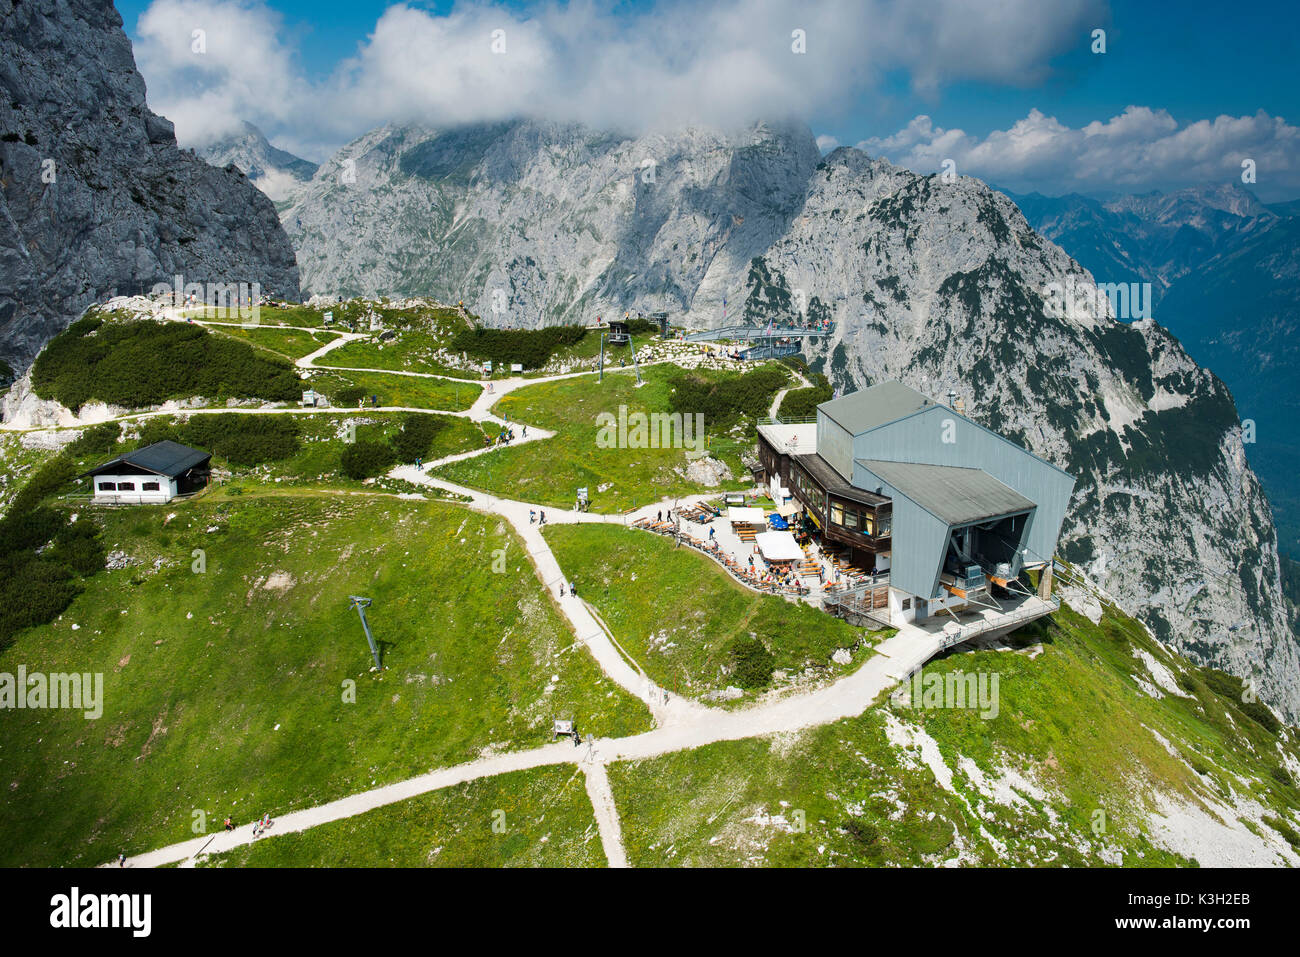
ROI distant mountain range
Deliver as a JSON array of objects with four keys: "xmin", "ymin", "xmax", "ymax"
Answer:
[
  {"xmin": 195, "ymin": 117, "xmax": 1300, "ymax": 720},
  {"xmin": 196, "ymin": 122, "xmax": 319, "ymax": 207},
  {"xmin": 1002, "ymin": 184, "xmax": 1300, "ymax": 559}
]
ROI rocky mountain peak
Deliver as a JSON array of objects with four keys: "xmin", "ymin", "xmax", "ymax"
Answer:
[{"xmin": 0, "ymin": 0, "xmax": 300, "ymax": 369}]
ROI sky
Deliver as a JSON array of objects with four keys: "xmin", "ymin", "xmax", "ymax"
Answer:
[{"xmin": 115, "ymin": 0, "xmax": 1300, "ymax": 200}]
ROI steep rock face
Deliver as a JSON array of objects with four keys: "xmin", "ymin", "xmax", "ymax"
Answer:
[
  {"xmin": 284, "ymin": 119, "xmax": 820, "ymax": 322},
  {"xmin": 284, "ymin": 118, "xmax": 1298, "ymax": 720},
  {"xmin": 0, "ymin": 0, "xmax": 299, "ymax": 371}
]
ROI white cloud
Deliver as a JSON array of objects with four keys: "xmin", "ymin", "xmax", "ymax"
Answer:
[
  {"xmin": 815, "ymin": 134, "xmax": 840, "ymax": 153},
  {"xmin": 129, "ymin": 0, "xmax": 1104, "ymax": 158},
  {"xmin": 858, "ymin": 107, "xmax": 1300, "ymax": 198}
]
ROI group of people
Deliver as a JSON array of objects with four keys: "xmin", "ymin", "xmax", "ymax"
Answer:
[{"xmin": 529, "ymin": 509, "xmax": 547, "ymax": 525}]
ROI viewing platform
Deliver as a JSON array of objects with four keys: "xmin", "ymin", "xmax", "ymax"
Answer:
[{"xmin": 683, "ymin": 322, "xmax": 834, "ymax": 342}]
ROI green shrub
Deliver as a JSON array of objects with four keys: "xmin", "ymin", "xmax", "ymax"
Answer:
[
  {"xmin": 180, "ymin": 414, "xmax": 300, "ymax": 466},
  {"xmin": 47, "ymin": 519, "xmax": 106, "ymax": 578},
  {"xmin": 334, "ymin": 386, "xmax": 368, "ymax": 407},
  {"xmin": 32, "ymin": 318, "xmax": 300, "ymax": 412},
  {"xmin": 1200, "ymin": 667, "xmax": 1243, "ymax": 700},
  {"xmin": 340, "ymin": 440, "xmax": 397, "ymax": 480},
  {"xmin": 131, "ymin": 414, "xmax": 299, "ymax": 467},
  {"xmin": 392, "ymin": 414, "xmax": 445, "ymax": 462},
  {"xmin": 450, "ymin": 324, "xmax": 587, "ymax": 369},
  {"xmin": 0, "ymin": 457, "xmax": 104, "ymax": 649},
  {"xmin": 669, "ymin": 365, "xmax": 789, "ymax": 425},
  {"xmin": 729, "ymin": 637, "xmax": 776, "ymax": 689},
  {"xmin": 1240, "ymin": 700, "xmax": 1282, "ymax": 735},
  {"xmin": 64, "ymin": 422, "xmax": 122, "ymax": 460},
  {"xmin": 777, "ymin": 373, "xmax": 832, "ymax": 419},
  {"xmin": 1264, "ymin": 815, "xmax": 1300, "ymax": 849}
]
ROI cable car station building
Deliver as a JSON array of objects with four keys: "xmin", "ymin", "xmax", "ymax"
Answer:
[{"xmin": 757, "ymin": 382, "xmax": 1075, "ymax": 626}]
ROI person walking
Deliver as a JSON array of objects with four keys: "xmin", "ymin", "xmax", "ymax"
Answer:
[
  {"xmin": 539, "ymin": 510, "xmax": 546, "ymax": 525},
  {"xmin": 530, "ymin": 509, "xmax": 536, "ymax": 524}
]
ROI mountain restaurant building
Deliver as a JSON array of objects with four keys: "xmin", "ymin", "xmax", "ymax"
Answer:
[
  {"xmin": 82, "ymin": 440, "xmax": 212, "ymax": 504},
  {"xmin": 756, "ymin": 382, "xmax": 1075, "ymax": 625}
]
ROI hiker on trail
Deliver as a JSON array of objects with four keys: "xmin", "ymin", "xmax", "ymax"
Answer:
[
  {"xmin": 657, "ymin": 510, "xmax": 662, "ymax": 522},
  {"xmin": 530, "ymin": 509, "xmax": 536, "ymax": 524},
  {"xmin": 570, "ymin": 580, "xmax": 577, "ymax": 597},
  {"xmin": 223, "ymin": 817, "xmax": 234, "ymax": 832},
  {"xmin": 539, "ymin": 510, "xmax": 546, "ymax": 525},
  {"xmin": 118, "ymin": 853, "xmax": 126, "ymax": 867},
  {"xmin": 708, "ymin": 527, "xmax": 715, "ymax": 541},
  {"xmin": 559, "ymin": 582, "xmax": 566, "ymax": 596},
  {"xmin": 415, "ymin": 457, "xmax": 422, "ymax": 472},
  {"xmin": 522, "ymin": 426, "xmax": 527, "ymax": 438}
]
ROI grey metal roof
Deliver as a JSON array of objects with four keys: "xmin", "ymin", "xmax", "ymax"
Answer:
[
  {"xmin": 817, "ymin": 381, "xmax": 934, "ymax": 436},
  {"xmin": 83, "ymin": 440, "xmax": 211, "ymax": 479},
  {"xmin": 856, "ymin": 459, "xmax": 1035, "ymax": 526}
]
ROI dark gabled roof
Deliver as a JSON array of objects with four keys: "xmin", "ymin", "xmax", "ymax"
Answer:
[
  {"xmin": 82, "ymin": 440, "xmax": 211, "ymax": 479},
  {"xmin": 817, "ymin": 381, "xmax": 934, "ymax": 436},
  {"xmin": 856, "ymin": 459, "xmax": 1035, "ymax": 526}
]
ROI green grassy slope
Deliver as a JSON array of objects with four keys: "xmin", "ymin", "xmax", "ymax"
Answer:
[
  {"xmin": 0, "ymin": 494, "xmax": 649, "ymax": 866},
  {"xmin": 544, "ymin": 523, "xmax": 882, "ymax": 698},
  {"xmin": 609, "ymin": 602, "xmax": 1300, "ymax": 867},
  {"xmin": 433, "ymin": 365, "xmax": 760, "ymax": 511},
  {"xmin": 199, "ymin": 766, "xmax": 604, "ymax": 867}
]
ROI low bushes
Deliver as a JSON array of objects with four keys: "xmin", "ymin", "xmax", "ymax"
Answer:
[
  {"xmin": 343, "ymin": 415, "xmax": 446, "ymax": 478},
  {"xmin": 334, "ymin": 385, "xmax": 368, "ymax": 407},
  {"xmin": 340, "ymin": 440, "xmax": 398, "ymax": 480},
  {"xmin": 668, "ymin": 365, "xmax": 789, "ymax": 425},
  {"xmin": 449, "ymin": 324, "xmax": 587, "ymax": 369},
  {"xmin": 32, "ymin": 317, "xmax": 301, "ymax": 412},
  {"xmin": 729, "ymin": 637, "xmax": 776, "ymax": 689},
  {"xmin": 392, "ymin": 414, "xmax": 446, "ymax": 462},
  {"xmin": 0, "ymin": 457, "xmax": 103, "ymax": 649},
  {"xmin": 137, "ymin": 414, "xmax": 300, "ymax": 466}
]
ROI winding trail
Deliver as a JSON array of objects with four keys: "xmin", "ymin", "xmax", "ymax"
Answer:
[{"xmin": 60, "ymin": 306, "xmax": 1005, "ymax": 868}]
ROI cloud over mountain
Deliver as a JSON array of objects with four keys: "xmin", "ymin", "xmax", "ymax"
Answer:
[
  {"xmin": 860, "ymin": 107, "xmax": 1300, "ymax": 200},
  {"xmin": 131, "ymin": 0, "xmax": 1103, "ymax": 158}
]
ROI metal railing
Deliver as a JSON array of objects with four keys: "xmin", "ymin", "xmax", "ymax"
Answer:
[
  {"xmin": 683, "ymin": 323, "xmax": 835, "ymax": 342},
  {"xmin": 936, "ymin": 595, "xmax": 1060, "ymax": 651}
]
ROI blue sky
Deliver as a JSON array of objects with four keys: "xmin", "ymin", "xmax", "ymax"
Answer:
[{"xmin": 116, "ymin": 0, "xmax": 1300, "ymax": 199}]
